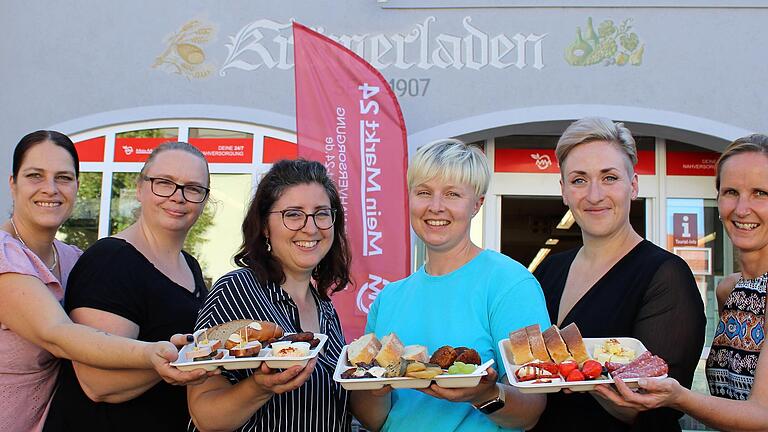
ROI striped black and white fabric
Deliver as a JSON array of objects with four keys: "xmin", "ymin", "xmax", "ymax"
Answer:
[{"xmin": 189, "ymin": 268, "xmax": 351, "ymax": 432}]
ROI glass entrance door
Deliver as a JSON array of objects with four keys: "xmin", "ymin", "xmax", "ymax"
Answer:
[{"xmin": 500, "ymin": 196, "xmax": 646, "ymax": 272}]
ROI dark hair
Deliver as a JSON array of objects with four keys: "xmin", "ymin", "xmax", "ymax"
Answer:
[
  {"xmin": 234, "ymin": 159, "xmax": 352, "ymax": 300},
  {"xmin": 13, "ymin": 130, "xmax": 79, "ymax": 180},
  {"xmin": 715, "ymin": 134, "xmax": 768, "ymax": 191}
]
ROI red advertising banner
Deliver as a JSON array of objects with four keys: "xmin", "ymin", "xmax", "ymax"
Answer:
[
  {"xmin": 495, "ymin": 148, "xmax": 656, "ymax": 174},
  {"xmin": 666, "ymin": 151, "xmax": 719, "ymax": 176},
  {"xmin": 293, "ymin": 22, "xmax": 410, "ymax": 341},
  {"xmin": 74, "ymin": 136, "xmax": 106, "ymax": 162}
]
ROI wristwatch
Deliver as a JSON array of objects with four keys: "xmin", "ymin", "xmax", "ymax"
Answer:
[{"xmin": 473, "ymin": 384, "xmax": 506, "ymax": 415}]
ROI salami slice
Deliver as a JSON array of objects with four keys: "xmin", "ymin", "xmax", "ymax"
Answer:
[
  {"xmin": 613, "ymin": 356, "xmax": 668, "ymax": 379},
  {"xmin": 611, "ymin": 351, "xmax": 653, "ymax": 375}
]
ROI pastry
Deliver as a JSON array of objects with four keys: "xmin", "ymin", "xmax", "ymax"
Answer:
[
  {"xmin": 509, "ymin": 327, "xmax": 534, "ymax": 365},
  {"xmin": 525, "ymin": 324, "xmax": 552, "ymax": 362},
  {"xmin": 542, "ymin": 325, "xmax": 572, "ymax": 363},
  {"xmin": 560, "ymin": 323, "xmax": 590, "ymax": 364}
]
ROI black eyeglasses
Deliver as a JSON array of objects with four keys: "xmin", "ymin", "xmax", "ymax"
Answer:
[
  {"xmin": 141, "ymin": 176, "xmax": 210, "ymax": 203},
  {"xmin": 268, "ymin": 208, "xmax": 336, "ymax": 231}
]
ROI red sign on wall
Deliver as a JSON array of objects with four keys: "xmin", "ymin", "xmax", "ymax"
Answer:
[
  {"xmin": 114, "ymin": 136, "xmax": 252, "ymax": 163},
  {"xmin": 666, "ymin": 151, "xmax": 719, "ymax": 176},
  {"xmin": 74, "ymin": 136, "xmax": 106, "ymax": 162},
  {"xmin": 114, "ymin": 137, "xmax": 177, "ymax": 162},
  {"xmin": 188, "ymin": 137, "xmax": 253, "ymax": 163},
  {"xmin": 495, "ymin": 148, "xmax": 656, "ymax": 174}
]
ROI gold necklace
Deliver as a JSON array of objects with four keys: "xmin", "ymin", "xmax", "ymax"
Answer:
[{"xmin": 9, "ymin": 218, "xmax": 58, "ymax": 271}]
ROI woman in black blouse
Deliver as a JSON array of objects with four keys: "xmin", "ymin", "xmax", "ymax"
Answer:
[
  {"xmin": 44, "ymin": 142, "xmax": 215, "ymax": 431},
  {"xmin": 531, "ymin": 117, "xmax": 706, "ymax": 431},
  {"xmin": 188, "ymin": 159, "xmax": 352, "ymax": 432}
]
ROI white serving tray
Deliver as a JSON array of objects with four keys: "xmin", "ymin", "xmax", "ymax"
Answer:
[
  {"xmin": 333, "ymin": 345, "xmax": 494, "ymax": 391},
  {"xmin": 499, "ymin": 337, "xmax": 666, "ymax": 394},
  {"xmin": 171, "ymin": 332, "xmax": 328, "ymax": 371}
]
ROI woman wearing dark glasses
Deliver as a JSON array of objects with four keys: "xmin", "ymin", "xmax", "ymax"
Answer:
[
  {"xmin": 187, "ymin": 159, "xmax": 353, "ymax": 432},
  {"xmin": 45, "ymin": 142, "xmax": 214, "ymax": 431}
]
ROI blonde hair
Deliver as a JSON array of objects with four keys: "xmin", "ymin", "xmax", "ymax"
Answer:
[
  {"xmin": 139, "ymin": 141, "xmax": 210, "ymax": 185},
  {"xmin": 407, "ymin": 139, "xmax": 490, "ymax": 197},
  {"xmin": 716, "ymin": 134, "xmax": 768, "ymax": 190},
  {"xmin": 556, "ymin": 117, "xmax": 637, "ymax": 174}
]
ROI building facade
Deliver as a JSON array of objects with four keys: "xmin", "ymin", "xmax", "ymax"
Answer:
[{"xmin": 3, "ymin": 2, "xmax": 767, "ymax": 428}]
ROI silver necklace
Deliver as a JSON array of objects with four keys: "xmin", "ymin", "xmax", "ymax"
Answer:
[{"xmin": 9, "ymin": 218, "xmax": 58, "ymax": 271}]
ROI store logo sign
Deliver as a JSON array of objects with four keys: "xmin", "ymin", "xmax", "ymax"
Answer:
[
  {"xmin": 531, "ymin": 153, "xmax": 552, "ymax": 170},
  {"xmin": 122, "ymin": 145, "xmax": 134, "ymax": 156},
  {"xmin": 565, "ymin": 17, "xmax": 644, "ymax": 67},
  {"xmin": 219, "ymin": 17, "xmax": 547, "ymax": 75},
  {"xmin": 356, "ymin": 274, "xmax": 390, "ymax": 314}
]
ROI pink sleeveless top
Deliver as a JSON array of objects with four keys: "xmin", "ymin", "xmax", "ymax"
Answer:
[{"xmin": 0, "ymin": 230, "xmax": 81, "ymax": 432}]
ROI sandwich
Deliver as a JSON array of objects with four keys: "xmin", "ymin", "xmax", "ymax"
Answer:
[
  {"xmin": 375, "ymin": 333, "xmax": 405, "ymax": 369},
  {"xmin": 347, "ymin": 333, "xmax": 382, "ymax": 365}
]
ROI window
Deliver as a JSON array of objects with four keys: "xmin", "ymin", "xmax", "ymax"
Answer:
[{"xmin": 67, "ymin": 121, "xmax": 296, "ymax": 285}]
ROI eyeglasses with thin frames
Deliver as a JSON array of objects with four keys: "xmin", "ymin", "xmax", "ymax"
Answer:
[
  {"xmin": 141, "ymin": 176, "xmax": 210, "ymax": 203},
  {"xmin": 268, "ymin": 208, "xmax": 337, "ymax": 231}
]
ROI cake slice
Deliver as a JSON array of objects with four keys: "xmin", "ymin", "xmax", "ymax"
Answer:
[
  {"xmin": 347, "ymin": 333, "xmax": 381, "ymax": 365},
  {"xmin": 560, "ymin": 323, "xmax": 590, "ymax": 364},
  {"xmin": 375, "ymin": 333, "xmax": 405, "ymax": 368},
  {"xmin": 525, "ymin": 324, "xmax": 552, "ymax": 362},
  {"xmin": 542, "ymin": 325, "xmax": 572, "ymax": 363},
  {"xmin": 508, "ymin": 328, "xmax": 534, "ymax": 365}
]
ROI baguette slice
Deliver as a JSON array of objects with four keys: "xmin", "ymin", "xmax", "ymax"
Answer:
[
  {"xmin": 542, "ymin": 325, "xmax": 572, "ymax": 363},
  {"xmin": 375, "ymin": 333, "xmax": 405, "ymax": 368},
  {"xmin": 508, "ymin": 328, "xmax": 534, "ymax": 365},
  {"xmin": 560, "ymin": 323, "xmax": 590, "ymax": 364},
  {"xmin": 348, "ymin": 333, "xmax": 382, "ymax": 365},
  {"xmin": 206, "ymin": 319, "xmax": 256, "ymax": 346},
  {"xmin": 525, "ymin": 324, "xmax": 552, "ymax": 362},
  {"xmin": 402, "ymin": 345, "xmax": 429, "ymax": 363}
]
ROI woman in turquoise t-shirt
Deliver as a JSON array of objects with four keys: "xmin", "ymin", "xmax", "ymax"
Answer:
[{"xmin": 351, "ymin": 139, "xmax": 551, "ymax": 432}]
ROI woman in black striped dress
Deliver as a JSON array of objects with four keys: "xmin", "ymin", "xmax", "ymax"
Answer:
[{"xmin": 187, "ymin": 159, "xmax": 352, "ymax": 432}]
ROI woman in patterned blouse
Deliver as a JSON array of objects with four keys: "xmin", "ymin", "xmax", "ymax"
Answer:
[
  {"xmin": 187, "ymin": 159, "xmax": 353, "ymax": 432},
  {"xmin": 595, "ymin": 134, "xmax": 768, "ymax": 430}
]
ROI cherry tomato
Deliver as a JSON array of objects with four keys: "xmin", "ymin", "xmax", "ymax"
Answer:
[
  {"xmin": 581, "ymin": 360, "xmax": 603, "ymax": 380},
  {"xmin": 566, "ymin": 369, "xmax": 585, "ymax": 382},
  {"xmin": 558, "ymin": 360, "xmax": 578, "ymax": 377}
]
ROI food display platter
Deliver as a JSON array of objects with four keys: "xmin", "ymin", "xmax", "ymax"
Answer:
[
  {"xmin": 500, "ymin": 337, "xmax": 666, "ymax": 394},
  {"xmin": 333, "ymin": 345, "xmax": 494, "ymax": 391},
  {"xmin": 171, "ymin": 333, "xmax": 328, "ymax": 372}
]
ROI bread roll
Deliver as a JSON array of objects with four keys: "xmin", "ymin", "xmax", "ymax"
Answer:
[
  {"xmin": 454, "ymin": 347, "xmax": 481, "ymax": 366},
  {"xmin": 430, "ymin": 346, "xmax": 458, "ymax": 369},
  {"xmin": 508, "ymin": 328, "xmax": 534, "ymax": 365},
  {"xmin": 242, "ymin": 321, "xmax": 285, "ymax": 342},
  {"xmin": 347, "ymin": 333, "xmax": 381, "ymax": 365},
  {"xmin": 560, "ymin": 323, "xmax": 590, "ymax": 364},
  {"xmin": 525, "ymin": 324, "xmax": 552, "ymax": 362},
  {"xmin": 542, "ymin": 325, "xmax": 572, "ymax": 363},
  {"xmin": 402, "ymin": 345, "xmax": 429, "ymax": 363},
  {"xmin": 375, "ymin": 333, "xmax": 405, "ymax": 368}
]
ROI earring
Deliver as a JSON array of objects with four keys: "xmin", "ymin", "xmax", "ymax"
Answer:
[{"xmin": 265, "ymin": 237, "xmax": 272, "ymax": 252}]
